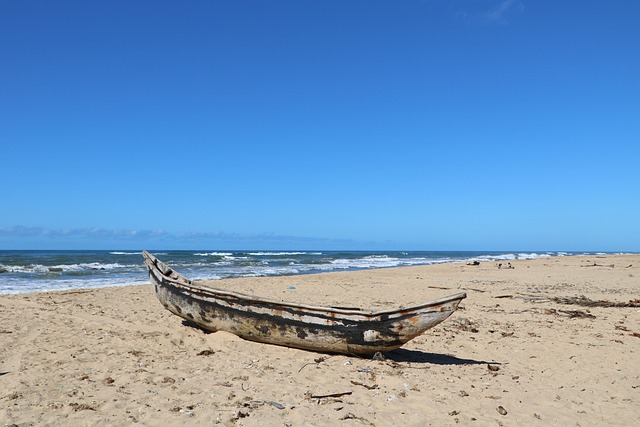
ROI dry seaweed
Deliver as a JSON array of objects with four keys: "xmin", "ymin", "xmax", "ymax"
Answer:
[
  {"xmin": 519, "ymin": 294, "xmax": 640, "ymax": 308},
  {"xmin": 551, "ymin": 296, "xmax": 640, "ymax": 308}
]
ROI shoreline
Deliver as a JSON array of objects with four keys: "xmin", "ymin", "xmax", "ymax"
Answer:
[
  {"xmin": 2, "ymin": 250, "xmax": 629, "ymax": 296},
  {"xmin": 1, "ymin": 253, "xmax": 638, "ymax": 425}
]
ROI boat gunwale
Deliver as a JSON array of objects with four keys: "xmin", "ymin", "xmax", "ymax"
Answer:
[{"xmin": 143, "ymin": 250, "xmax": 467, "ymax": 318}]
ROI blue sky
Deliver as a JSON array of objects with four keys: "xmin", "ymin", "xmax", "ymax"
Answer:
[{"xmin": 1, "ymin": 0, "xmax": 638, "ymax": 251}]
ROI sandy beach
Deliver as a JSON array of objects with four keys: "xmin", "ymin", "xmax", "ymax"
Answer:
[{"xmin": 1, "ymin": 254, "xmax": 638, "ymax": 426}]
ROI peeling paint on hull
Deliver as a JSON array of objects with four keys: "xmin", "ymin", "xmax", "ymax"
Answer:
[{"xmin": 142, "ymin": 251, "xmax": 466, "ymax": 355}]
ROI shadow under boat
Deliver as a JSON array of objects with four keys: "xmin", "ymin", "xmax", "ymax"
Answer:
[{"xmin": 383, "ymin": 348, "xmax": 497, "ymax": 365}]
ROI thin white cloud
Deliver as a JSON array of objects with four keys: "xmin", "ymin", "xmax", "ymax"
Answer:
[
  {"xmin": 0, "ymin": 226, "xmax": 356, "ymax": 248},
  {"xmin": 0, "ymin": 226, "xmax": 168, "ymax": 240},
  {"xmin": 482, "ymin": 0, "xmax": 524, "ymax": 24},
  {"xmin": 449, "ymin": 0, "xmax": 524, "ymax": 25}
]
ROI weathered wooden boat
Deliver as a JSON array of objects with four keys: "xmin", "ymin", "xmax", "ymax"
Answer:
[{"xmin": 142, "ymin": 251, "xmax": 466, "ymax": 355}]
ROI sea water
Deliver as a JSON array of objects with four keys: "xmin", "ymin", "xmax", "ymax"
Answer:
[{"xmin": 0, "ymin": 250, "xmax": 589, "ymax": 294}]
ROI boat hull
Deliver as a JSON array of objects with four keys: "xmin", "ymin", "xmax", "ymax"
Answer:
[{"xmin": 143, "ymin": 251, "xmax": 466, "ymax": 355}]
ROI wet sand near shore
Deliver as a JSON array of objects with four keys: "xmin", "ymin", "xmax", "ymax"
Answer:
[{"xmin": 1, "ymin": 254, "xmax": 638, "ymax": 426}]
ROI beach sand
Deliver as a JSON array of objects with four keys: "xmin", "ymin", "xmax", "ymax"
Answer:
[{"xmin": 1, "ymin": 254, "xmax": 638, "ymax": 426}]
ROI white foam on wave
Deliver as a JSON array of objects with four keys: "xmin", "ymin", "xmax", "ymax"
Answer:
[
  {"xmin": 331, "ymin": 256, "xmax": 397, "ymax": 269},
  {"xmin": 247, "ymin": 252, "xmax": 319, "ymax": 256},
  {"xmin": 109, "ymin": 252, "xmax": 141, "ymax": 255},
  {"xmin": 329, "ymin": 255, "xmax": 455, "ymax": 270},
  {"xmin": 190, "ymin": 273, "xmax": 224, "ymax": 281},
  {"xmin": 0, "ymin": 262, "xmax": 127, "ymax": 274},
  {"xmin": 0, "ymin": 276, "xmax": 149, "ymax": 295},
  {"xmin": 194, "ymin": 252, "xmax": 233, "ymax": 256},
  {"xmin": 250, "ymin": 267, "xmax": 301, "ymax": 276},
  {"xmin": 223, "ymin": 255, "xmax": 249, "ymax": 261},
  {"xmin": 470, "ymin": 252, "xmax": 558, "ymax": 263},
  {"xmin": 8, "ymin": 279, "xmax": 149, "ymax": 294},
  {"xmin": 0, "ymin": 264, "xmax": 48, "ymax": 273},
  {"xmin": 72, "ymin": 262, "xmax": 126, "ymax": 271},
  {"xmin": 517, "ymin": 253, "xmax": 552, "ymax": 259}
]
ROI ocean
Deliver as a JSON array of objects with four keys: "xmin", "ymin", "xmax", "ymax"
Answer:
[{"xmin": 0, "ymin": 250, "xmax": 587, "ymax": 294}]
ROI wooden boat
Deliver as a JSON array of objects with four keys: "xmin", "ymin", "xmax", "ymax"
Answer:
[{"xmin": 142, "ymin": 251, "xmax": 466, "ymax": 355}]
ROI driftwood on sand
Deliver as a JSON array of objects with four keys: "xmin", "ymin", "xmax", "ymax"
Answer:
[{"xmin": 506, "ymin": 294, "xmax": 640, "ymax": 308}]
